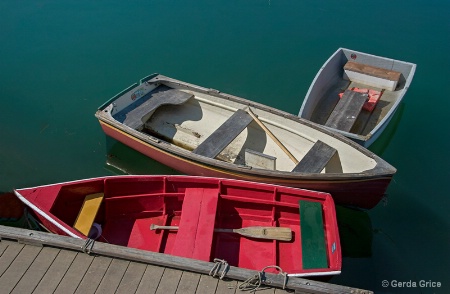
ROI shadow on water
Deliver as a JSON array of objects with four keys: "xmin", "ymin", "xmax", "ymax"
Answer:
[
  {"xmin": 104, "ymin": 137, "xmax": 180, "ymax": 175},
  {"xmin": 336, "ymin": 205, "xmax": 373, "ymax": 258},
  {"xmin": 368, "ymin": 102, "xmax": 405, "ymax": 155}
]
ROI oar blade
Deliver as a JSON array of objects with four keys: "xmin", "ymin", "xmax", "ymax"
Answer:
[{"xmin": 234, "ymin": 226, "xmax": 292, "ymax": 241}]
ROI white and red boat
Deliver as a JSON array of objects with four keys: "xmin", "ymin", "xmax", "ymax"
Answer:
[{"xmin": 14, "ymin": 175, "xmax": 341, "ymax": 277}]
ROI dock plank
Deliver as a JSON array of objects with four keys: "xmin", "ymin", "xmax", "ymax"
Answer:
[
  {"xmin": 115, "ymin": 261, "xmax": 147, "ymax": 294},
  {"xmin": 0, "ymin": 244, "xmax": 41, "ymax": 293},
  {"xmin": 197, "ymin": 274, "xmax": 219, "ymax": 294},
  {"xmin": 135, "ymin": 264, "xmax": 165, "ymax": 294},
  {"xmin": 215, "ymin": 279, "xmax": 238, "ymax": 294},
  {"xmin": 74, "ymin": 255, "xmax": 112, "ymax": 294},
  {"xmin": 155, "ymin": 268, "xmax": 183, "ymax": 294},
  {"xmin": 0, "ymin": 239, "xmax": 9, "ymax": 256},
  {"xmin": 53, "ymin": 252, "xmax": 95, "ymax": 294},
  {"xmin": 176, "ymin": 271, "xmax": 200, "ymax": 294},
  {"xmin": 0, "ymin": 241, "xmax": 24, "ymax": 276},
  {"xmin": 95, "ymin": 258, "xmax": 129, "ymax": 293},
  {"xmin": 34, "ymin": 249, "xmax": 78, "ymax": 293},
  {"xmin": 11, "ymin": 246, "xmax": 59, "ymax": 294}
]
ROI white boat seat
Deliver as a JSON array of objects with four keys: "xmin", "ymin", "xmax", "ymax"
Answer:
[
  {"xmin": 325, "ymin": 90, "xmax": 367, "ymax": 132},
  {"xmin": 292, "ymin": 140, "xmax": 337, "ymax": 173},
  {"xmin": 123, "ymin": 88, "xmax": 193, "ymax": 130},
  {"xmin": 193, "ymin": 109, "xmax": 253, "ymax": 158}
]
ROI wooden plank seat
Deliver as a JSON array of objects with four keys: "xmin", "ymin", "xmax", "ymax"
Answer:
[
  {"xmin": 123, "ymin": 88, "xmax": 194, "ymax": 130},
  {"xmin": 171, "ymin": 188, "xmax": 219, "ymax": 261},
  {"xmin": 73, "ymin": 193, "xmax": 104, "ymax": 237},
  {"xmin": 292, "ymin": 140, "xmax": 337, "ymax": 173},
  {"xmin": 192, "ymin": 109, "xmax": 253, "ymax": 158},
  {"xmin": 325, "ymin": 90, "xmax": 368, "ymax": 132},
  {"xmin": 344, "ymin": 61, "xmax": 401, "ymax": 91}
]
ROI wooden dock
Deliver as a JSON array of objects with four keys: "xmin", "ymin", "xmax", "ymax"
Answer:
[{"xmin": 0, "ymin": 225, "xmax": 372, "ymax": 294}]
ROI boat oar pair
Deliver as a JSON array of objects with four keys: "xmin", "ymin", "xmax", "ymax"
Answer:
[{"xmin": 150, "ymin": 224, "xmax": 292, "ymax": 241}]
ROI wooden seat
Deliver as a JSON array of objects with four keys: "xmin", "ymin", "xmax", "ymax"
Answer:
[
  {"xmin": 325, "ymin": 90, "xmax": 367, "ymax": 132},
  {"xmin": 171, "ymin": 188, "xmax": 219, "ymax": 261},
  {"xmin": 299, "ymin": 200, "xmax": 328, "ymax": 269},
  {"xmin": 123, "ymin": 88, "xmax": 193, "ymax": 130},
  {"xmin": 344, "ymin": 61, "xmax": 401, "ymax": 91},
  {"xmin": 192, "ymin": 109, "xmax": 253, "ymax": 158},
  {"xmin": 292, "ymin": 140, "xmax": 337, "ymax": 173},
  {"xmin": 73, "ymin": 193, "xmax": 104, "ymax": 236}
]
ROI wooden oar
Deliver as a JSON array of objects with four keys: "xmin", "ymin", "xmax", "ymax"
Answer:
[
  {"xmin": 245, "ymin": 107, "xmax": 299, "ymax": 164},
  {"xmin": 150, "ymin": 224, "xmax": 292, "ymax": 241}
]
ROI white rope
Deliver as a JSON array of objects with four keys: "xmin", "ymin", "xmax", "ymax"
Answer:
[
  {"xmin": 239, "ymin": 265, "xmax": 288, "ymax": 292},
  {"xmin": 81, "ymin": 238, "xmax": 95, "ymax": 254},
  {"xmin": 209, "ymin": 258, "xmax": 229, "ymax": 279}
]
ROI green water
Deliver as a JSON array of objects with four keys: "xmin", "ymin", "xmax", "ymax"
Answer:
[{"xmin": 1, "ymin": 1, "xmax": 449, "ymax": 292}]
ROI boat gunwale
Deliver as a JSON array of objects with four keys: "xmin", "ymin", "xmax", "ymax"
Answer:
[{"xmin": 95, "ymin": 74, "xmax": 396, "ymax": 181}]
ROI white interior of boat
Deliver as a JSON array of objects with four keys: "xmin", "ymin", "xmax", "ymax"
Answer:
[{"xmin": 108, "ymin": 80, "xmax": 378, "ymax": 174}]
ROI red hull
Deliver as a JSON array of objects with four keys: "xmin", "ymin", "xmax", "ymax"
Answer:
[
  {"xmin": 100, "ymin": 121, "xmax": 391, "ymax": 209},
  {"xmin": 15, "ymin": 175, "xmax": 341, "ymax": 277}
]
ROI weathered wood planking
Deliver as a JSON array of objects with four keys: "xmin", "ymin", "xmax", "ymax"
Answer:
[
  {"xmin": 135, "ymin": 264, "xmax": 165, "ymax": 294},
  {"xmin": 193, "ymin": 109, "xmax": 253, "ymax": 158},
  {"xmin": 115, "ymin": 261, "xmax": 148, "ymax": 294},
  {"xmin": 96, "ymin": 258, "xmax": 130, "ymax": 293},
  {"xmin": 0, "ymin": 243, "xmax": 42, "ymax": 293},
  {"xmin": 292, "ymin": 140, "xmax": 337, "ymax": 173},
  {"xmin": 34, "ymin": 249, "xmax": 78, "ymax": 293},
  {"xmin": 325, "ymin": 90, "xmax": 367, "ymax": 132},
  {"xmin": 0, "ymin": 225, "xmax": 373, "ymax": 294},
  {"xmin": 53, "ymin": 252, "xmax": 95, "ymax": 294},
  {"xmin": 124, "ymin": 88, "xmax": 193, "ymax": 130},
  {"xmin": 10, "ymin": 246, "xmax": 59, "ymax": 294}
]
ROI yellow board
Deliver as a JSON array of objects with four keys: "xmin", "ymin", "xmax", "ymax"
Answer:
[{"xmin": 73, "ymin": 193, "xmax": 104, "ymax": 236}]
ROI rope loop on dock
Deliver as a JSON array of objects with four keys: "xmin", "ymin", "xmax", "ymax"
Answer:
[
  {"xmin": 238, "ymin": 265, "xmax": 287, "ymax": 292},
  {"xmin": 209, "ymin": 258, "xmax": 229, "ymax": 279},
  {"xmin": 81, "ymin": 238, "xmax": 95, "ymax": 254}
]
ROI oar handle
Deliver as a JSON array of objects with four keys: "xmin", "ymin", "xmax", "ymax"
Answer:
[{"xmin": 150, "ymin": 224, "xmax": 179, "ymax": 230}]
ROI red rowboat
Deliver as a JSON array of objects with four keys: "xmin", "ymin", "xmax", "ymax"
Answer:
[{"xmin": 14, "ymin": 175, "xmax": 341, "ymax": 277}]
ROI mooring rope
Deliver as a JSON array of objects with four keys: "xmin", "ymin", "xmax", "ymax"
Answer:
[
  {"xmin": 81, "ymin": 238, "xmax": 95, "ymax": 254},
  {"xmin": 209, "ymin": 258, "xmax": 229, "ymax": 279},
  {"xmin": 239, "ymin": 265, "xmax": 287, "ymax": 292}
]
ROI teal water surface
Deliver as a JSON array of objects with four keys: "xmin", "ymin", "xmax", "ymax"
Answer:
[{"xmin": 1, "ymin": 1, "xmax": 449, "ymax": 293}]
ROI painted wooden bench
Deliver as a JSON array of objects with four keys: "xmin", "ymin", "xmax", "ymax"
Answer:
[
  {"xmin": 299, "ymin": 200, "xmax": 328, "ymax": 269},
  {"xmin": 73, "ymin": 193, "xmax": 104, "ymax": 237},
  {"xmin": 123, "ymin": 88, "xmax": 194, "ymax": 130},
  {"xmin": 292, "ymin": 140, "xmax": 337, "ymax": 173},
  {"xmin": 344, "ymin": 61, "xmax": 401, "ymax": 91},
  {"xmin": 325, "ymin": 90, "xmax": 367, "ymax": 132},
  {"xmin": 192, "ymin": 109, "xmax": 253, "ymax": 158},
  {"xmin": 171, "ymin": 188, "xmax": 219, "ymax": 261}
]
